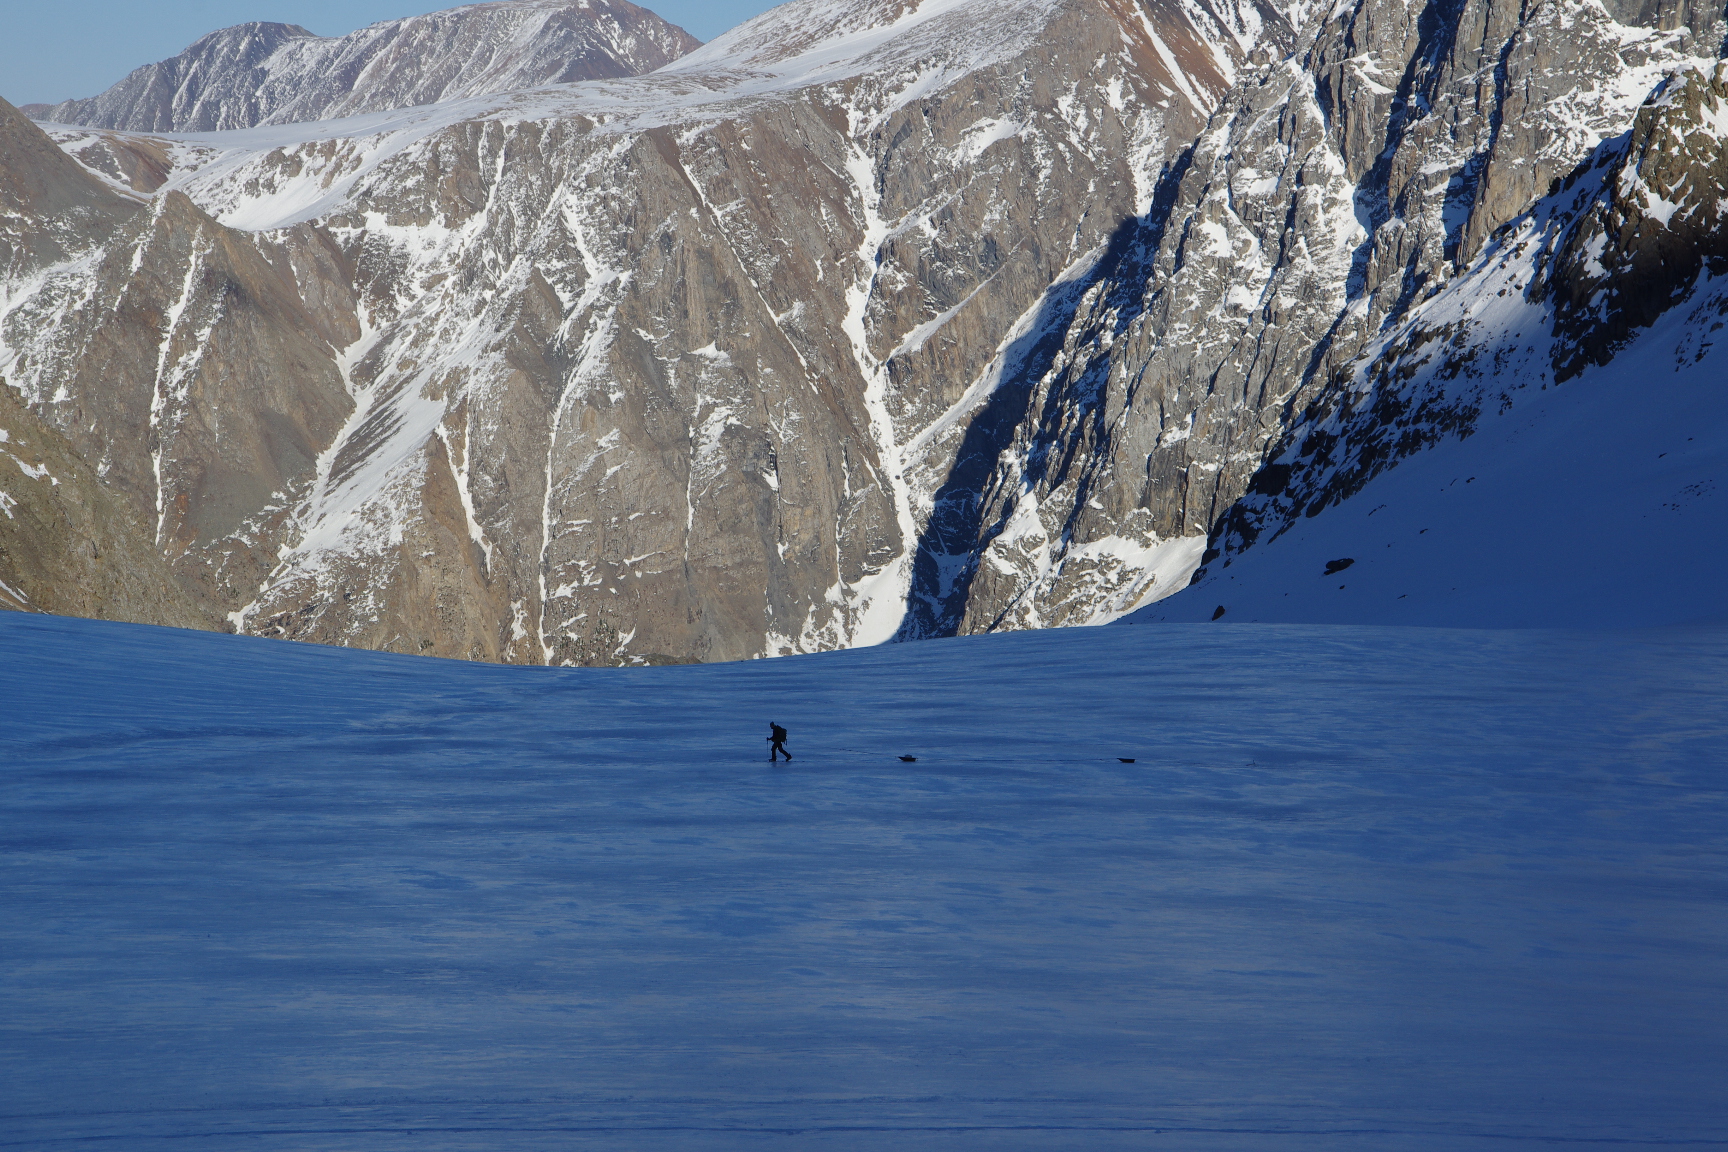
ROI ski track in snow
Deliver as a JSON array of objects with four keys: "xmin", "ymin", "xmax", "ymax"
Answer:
[{"xmin": 2, "ymin": 614, "xmax": 1725, "ymax": 1150}]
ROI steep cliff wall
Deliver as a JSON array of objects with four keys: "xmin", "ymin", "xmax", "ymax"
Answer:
[
  {"xmin": 12, "ymin": 0, "xmax": 1718, "ymax": 655},
  {"xmin": 1186, "ymin": 59, "xmax": 1728, "ymax": 577},
  {"xmin": 0, "ymin": 97, "xmax": 317, "ymax": 629},
  {"xmin": 937, "ymin": 0, "xmax": 1723, "ymax": 633},
  {"xmin": 5, "ymin": 0, "xmax": 1271, "ymax": 662},
  {"xmin": 0, "ymin": 382, "xmax": 218, "ymax": 627}
]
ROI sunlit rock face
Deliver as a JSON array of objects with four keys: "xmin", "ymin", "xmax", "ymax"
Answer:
[
  {"xmin": 3, "ymin": 0, "xmax": 1271, "ymax": 661},
  {"xmin": 1184, "ymin": 53, "xmax": 1728, "ymax": 575},
  {"xmin": 34, "ymin": 0, "xmax": 702, "ymax": 133},
  {"xmin": 8, "ymin": 0, "xmax": 1721, "ymax": 660},
  {"xmin": 0, "ymin": 96, "xmax": 350, "ymax": 632}
]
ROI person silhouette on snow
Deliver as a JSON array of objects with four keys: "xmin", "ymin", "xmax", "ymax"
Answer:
[{"xmin": 768, "ymin": 722, "xmax": 791, "ymax": 762}]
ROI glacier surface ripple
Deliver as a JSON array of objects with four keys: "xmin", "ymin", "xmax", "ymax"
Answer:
[{"xmin": 2, "ymin": 614, "xmax": 1725, "ymax": 1149}]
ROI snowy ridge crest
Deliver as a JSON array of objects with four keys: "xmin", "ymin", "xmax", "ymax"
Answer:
[{"xmin": 35, "ymin": 0, "xmax": 701, "ymax": 133}]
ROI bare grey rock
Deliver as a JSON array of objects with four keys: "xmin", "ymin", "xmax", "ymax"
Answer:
[
  {"xmin": 1199, "ymin": 57, "xmax": 1728, "ymax": 567},
  {"xmin": 1, "ymin": 95, "xmax": 356, "ymax": 631},
  {"xmin": 931, "ymin": 0, "xmax": 1723, "ymax": 633},
  {"xmin": 1548, "ymin": 62, "xmax": 1728, "ymax": 378},
  {"xmin": 0, "ymin": 380, "xmax": 218, "ymax": 628},
  {"xmin": 12, "ymin": 0, "xmax": 1712, "ymax": 661}
]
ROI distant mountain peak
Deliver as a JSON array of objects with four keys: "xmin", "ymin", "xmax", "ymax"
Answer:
[{"xmin": 34, "ymin": 0, "xmax": 701, "ymax": 133}]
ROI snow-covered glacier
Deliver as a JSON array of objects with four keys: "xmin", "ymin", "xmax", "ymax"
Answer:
[{"xmin": 3, "ymin": 611, "xmax": 1724, "ymax": 1148}]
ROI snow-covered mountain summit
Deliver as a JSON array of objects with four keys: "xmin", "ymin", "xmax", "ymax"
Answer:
[
  {"xmin": 33, "ymin": 0, "xmax": 700, "ymax": 133},
  {"xmin": 646, "ymin": 0, "xmax": 1284, "ymax": 125},
  {"xmin": 670, "ymin": 0, "xmax": 1255, "ymax": 84}
]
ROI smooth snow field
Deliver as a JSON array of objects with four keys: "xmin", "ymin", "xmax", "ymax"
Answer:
[{"xmin": 3, "ymin": 613, "xmax": 1725, "ymax": 1150}]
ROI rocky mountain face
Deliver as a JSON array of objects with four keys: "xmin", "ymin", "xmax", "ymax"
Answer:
[
  {"xmin": 928, "ymin": 0, "xmax": 1728, "ymax": 634},
  {"xmin": 6, "ymin": 0, "xmax": 1725, "ymax": 659},
  {"xmin": 0, "ymin": 381, "xmax": 216, "ymax": 627},
  {"xmin": 3, "ymin": 0, "xmax": 1275, "ymax": 662},
  {"xmin": 0, "ymin": 99, "xmax": 303, "ymax": 628},
  {"xmin": 33, "ymin": 0, "xmax": 700, "ymax": 133},
  {"xmin": 0, "ymin": 94, "xmax": 360, "ymax": 631},
  {"xmin": 1191, "ymin": 55, "xmax": 1728, "ymax": 574}
]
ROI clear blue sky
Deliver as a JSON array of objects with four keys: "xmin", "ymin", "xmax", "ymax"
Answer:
[{"xmin": 2, "ymin": 0, "xmax": 778, "ymax": 107}]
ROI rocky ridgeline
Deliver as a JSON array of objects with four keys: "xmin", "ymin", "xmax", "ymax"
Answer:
[
  {"xmin": 32, "ymin": 0, "xmax": 699, "ymax": 133},
  {"xmin": 0, "ymin": 102, "xmax": 312, "ymax": 629},
  {"xmin": 3, "ymin": 0, "xmax": 1725, "ymax": 661},
  {"xmin": 1548, "ymin": 61, "xmax": 1728, "ymax": 377}
]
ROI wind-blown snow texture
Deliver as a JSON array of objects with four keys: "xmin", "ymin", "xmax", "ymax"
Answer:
[
  {"xmin": 7, "ymin": 0, "xmax": 1272, "ymax": 665},
  {"xmin": 4, "ymin": 612, "xmax": 1725, "ymax": 1149}
]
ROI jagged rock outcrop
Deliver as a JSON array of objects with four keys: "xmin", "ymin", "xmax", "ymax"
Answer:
[
  {"xmin": 1548, "ymin": 61, "xmax": 1728, "ymax": 377},
  {"xmin": 5, "ymin": 0, "xmax": 1271, "ymax": 662},
  {"xmin": 928, "ymin": 0, "xmax": 1724, "ymax": 633},
  {"xmin": 1190, "ymin": 57, "xmax": 1728, "ymax": 567},
  {"xmin": 36, "ymin": 0, "xmax": 700, "ymax": 133}
]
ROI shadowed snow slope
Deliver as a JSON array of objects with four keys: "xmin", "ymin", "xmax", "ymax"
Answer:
[{"xmin": 3, "ymin": 612, "xmax": 1724, "ymax": 1149}]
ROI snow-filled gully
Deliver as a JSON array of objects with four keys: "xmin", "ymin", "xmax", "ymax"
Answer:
[{"xmin": 838, "ymin": 138, "xmax": 921, "ymax": 646}]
